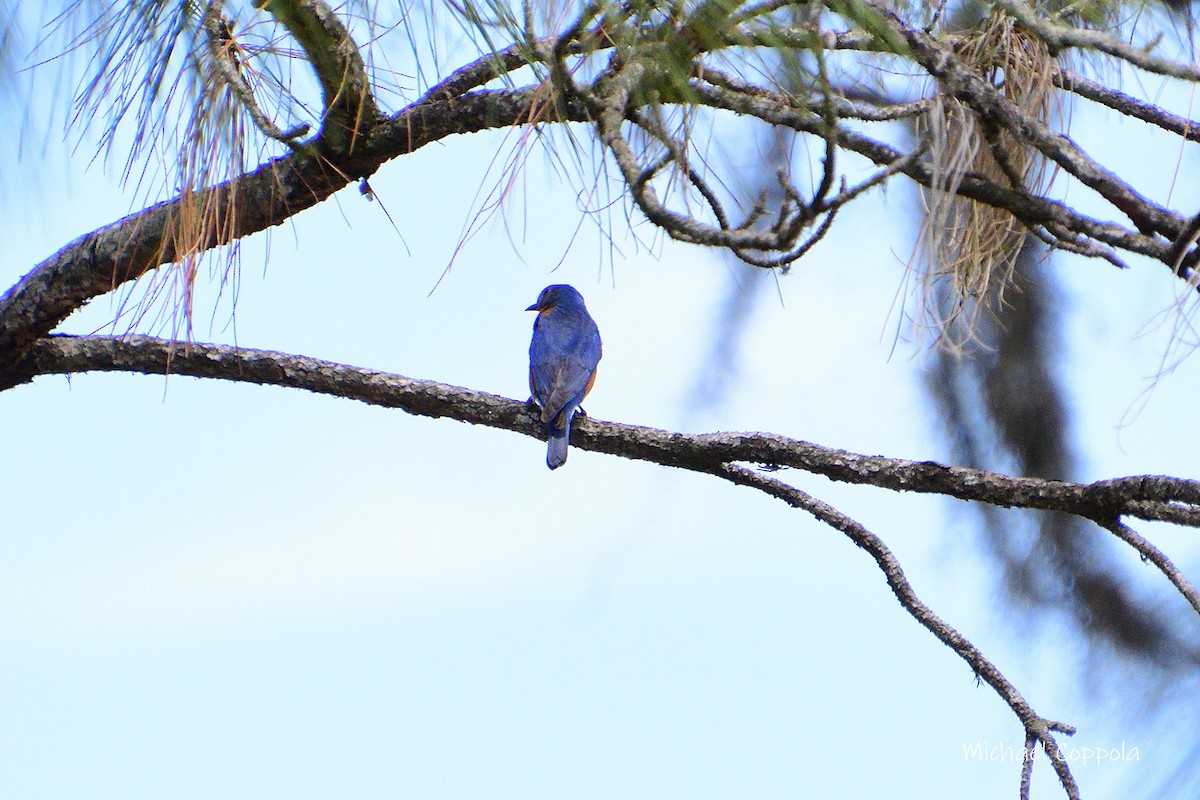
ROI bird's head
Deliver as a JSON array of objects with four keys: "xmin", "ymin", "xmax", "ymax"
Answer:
[{"xmin": 525, "ymin": 284, "xmax": 585, "ymax": 314}]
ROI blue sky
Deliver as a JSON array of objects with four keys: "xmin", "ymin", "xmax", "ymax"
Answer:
[{"xmin": 3, "ymin": 13, "xmax": 1200, "ymax": 799}]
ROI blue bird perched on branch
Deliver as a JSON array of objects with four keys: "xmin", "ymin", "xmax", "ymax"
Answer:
[{"xmin": 526, "ymin": 285, "xmax": 603, "ymax": 470}]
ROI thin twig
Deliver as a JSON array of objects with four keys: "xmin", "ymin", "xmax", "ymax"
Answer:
[
  {"xmin": 1020, "ymin": 732, "xmax": 1036, "ymax": 800},
  {"xmin": 710, "ymin": 463, "xmax": 1080, "ymax": 800},
  {"xmin": 1098, "ymin": 517, "xmax": 1200, "ymax": 616},
  {"xmin": 627, "ymin": 110, "xmax": 732, "ymax": 230},
  {"xmin": 689, "ymin": 81, "xmax": 1173, "ymax": 265},
  {"xmin": 257, "ymin": 0, "xmax": 381, "ymax": 150},
  {"xmin": 202, "ymin": 1, "xmax": 309, "ymax": 144},
  {"xmin": 1054, "ymin": 69, "xmax": 1200, "ymax": 144},
  {"xmin": 419, "ymin": 41, "xmax": 539, "ymax": 102},
  {"xmin": 998, "ymin": 0, "xmax": 1200, "ymax": 82},
  {"xmin": 1032, "ymin": 222, "xmax": 1130, "ymax": 269}
]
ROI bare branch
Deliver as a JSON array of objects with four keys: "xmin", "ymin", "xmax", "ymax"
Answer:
[
  {"xmin": 419, "ymin": 42, "xmax": 541, "ymax": 102},
  {"xmin": 1099, "ymin": 518, "xmax": 1200, "ymax": 616},
  {"xmin": 590, "ymin": 54, "xmax": 843, "ymax": 265},
  {"xmin": 698, "ymin": 64, "xmax": 932, "ymax": 122},
  {"xmin": 736, "ymin": 24, "xmax": 885, "ymax": 53},
  {"xmin": 828, "ymin": 144, "xmax": 929, "ymax": 207},
  {"xmin": 689, "ymin": 81, "xmax": 1172, "ymax": 263},
  {"xmin": 255, "ymin": 0, "xmax": 380, "ymax": 150},
  {"xmin": 1020, "ymin": 732, "xmax": 1036, "ymax": 800},
  {"xmin": 1032, "ymin": 222, "xmax": 1131, "ymax": 269},
  {"xmin": 732, "ymin": 194, "xmax": 839, "ymax": 269},
  {"xmin": 627, "ymin": 109, "xmax": 733, "ymax": 230},
  {"xmin": 810, "ymin": 48, "xmax": 838, "ymax": 209},
  {"xmin": 16, "ymin": 335, "xmax": 1200, "ymax": 533},
  {"xmin": 1054, "ymin": 69, "xmax": 1200, "ymax": 144},
  {"xmin": 998, "ymin": 0, "xmax": 1200, "ymax": 82},
  {"xmin": 202, "ymin": 1, "xmax": 310, "ymax": 144},
  {"xmin": 714, "ymin": 463, "xmax": 1080, "ymax": 799}
]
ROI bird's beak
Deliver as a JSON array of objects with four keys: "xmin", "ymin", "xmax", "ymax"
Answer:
[{"xmin": 525, "ymin": 301, "xmax": 540, "ymax": 312}]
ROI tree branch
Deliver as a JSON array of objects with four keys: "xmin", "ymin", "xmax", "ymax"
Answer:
[
  {"xmin": 1054, "ymin": 69, "xmax": 1200, "ymax": 145},
  {"xmin": 0, "ymin": 88, "xmax": 590, "ymax": 379},
  {"xmin": 1099, "ymin": 518, "xmax": 1200, "ymax": 616},
  {"xmin": 714, "ymin": 462, "xmax": 1080, "ymax": 799},
  {"xmin": 689, "ymin": 81, "xmax": 1172, "ymax": 263},
  {"xmin": 17, "ymin": 335, "xmax": 1200, "ymax": 536},
  {"xmin": 203, "ymin": 0, "xmax": 310, "ymax": 144},
  {"xmin": 998, "ymin": 0, "xmax": 1200, "ymax": 82},
  {"xmin": 254, "ymin": 0, "xmax": 380, "ymax": 150}
]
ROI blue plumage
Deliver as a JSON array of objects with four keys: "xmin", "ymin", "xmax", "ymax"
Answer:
[{"xmin": 526, "ymin": 285, "xmax": 602, "ymax": 469}]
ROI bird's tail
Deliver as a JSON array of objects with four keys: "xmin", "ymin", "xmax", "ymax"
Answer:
[{"xmin": 546, "ymin": 414, "xmax": 572, "ymax": 470}]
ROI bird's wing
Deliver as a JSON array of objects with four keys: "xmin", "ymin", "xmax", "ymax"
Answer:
[
  {"xmin": 542, "ymin": 354, "xmax": 598, "ymax": 427},
  {"xmin": 530, "ymin": 313, "xmax": 601, "ymax": 426}
]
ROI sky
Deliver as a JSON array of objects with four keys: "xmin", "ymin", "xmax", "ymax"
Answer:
[{"xmin": 2, "ymin": 7, "xmax": 1200, "ymax": 799}]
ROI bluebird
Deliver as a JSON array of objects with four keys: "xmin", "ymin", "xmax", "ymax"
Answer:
[{"xmin": 526, "ymin": 284, "xmax": 602, "ymax": 469}]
